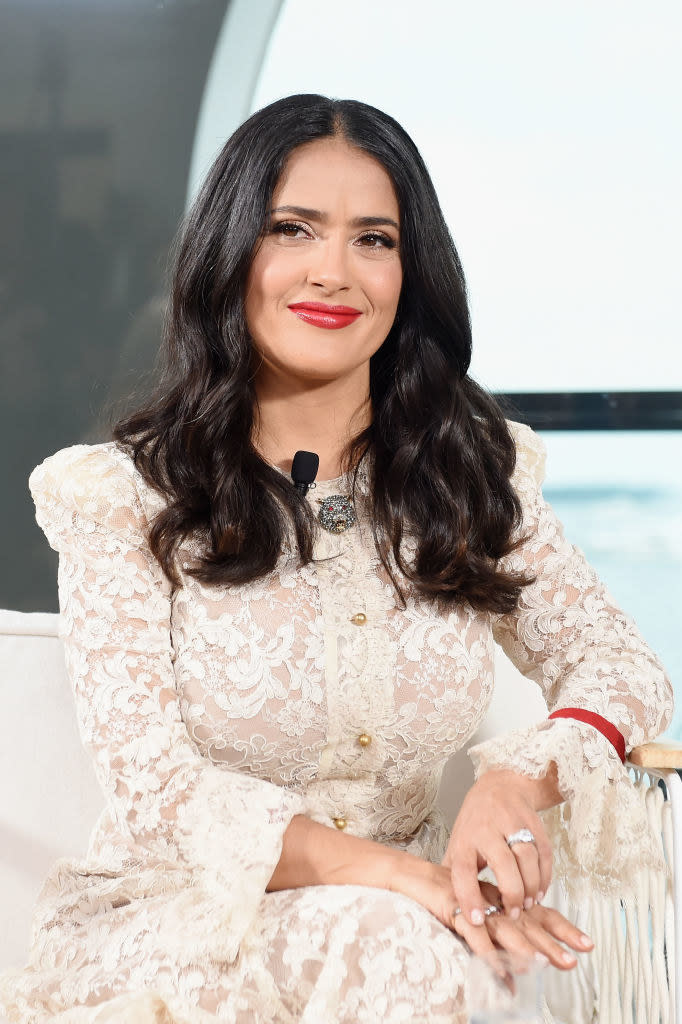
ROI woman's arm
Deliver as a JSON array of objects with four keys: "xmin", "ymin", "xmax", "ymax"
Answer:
[
  {"xmin": 269, "ymin": 815, "xmax": 593, "ymax": 971},
  {"xmin": 447, "ymin": 422, "xmax": 673, "ymax": 925},
  {"xmin": 30, "ymin": 445, "xmax": 307, "ymax": 963},
  {"xmin": 443, "ymin": 765, "xmax": 561, "ymax": 926},
  {"xmin": 266, "ymin": 813, "xmax": 400, "ymax": 891}
]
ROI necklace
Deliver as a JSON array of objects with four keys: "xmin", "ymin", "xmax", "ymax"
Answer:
[{"xmin": 316, "ymin": 494, "xmax": 356, "ymax": 533}]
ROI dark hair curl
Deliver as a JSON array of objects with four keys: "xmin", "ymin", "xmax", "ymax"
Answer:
[{"xmin": 114, "ymin": 93, "xmax": 530, "ymax": 613}]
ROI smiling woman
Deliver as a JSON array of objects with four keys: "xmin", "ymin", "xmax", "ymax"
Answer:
[
  {"xmin": 0, "ymin": 94, "xmax": 672, "ymax": 1024},
  {"xmin": 246, "ymin": 137, "xmax": 403, "ymax": 479}
]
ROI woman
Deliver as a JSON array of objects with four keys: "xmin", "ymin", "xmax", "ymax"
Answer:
[{"xmin": 0, "ymin": 94, "xmax": 672, "ymax": 1023}]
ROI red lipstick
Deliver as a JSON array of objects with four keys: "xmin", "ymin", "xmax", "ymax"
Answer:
[{"xmin": 288, "ymin": 302, "xmax": 362, "ymax": 330}]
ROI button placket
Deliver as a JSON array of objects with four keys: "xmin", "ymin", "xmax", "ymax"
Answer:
[{"xmin": 311, "ymin": 496, "xmax": 394, "ymax": 834}]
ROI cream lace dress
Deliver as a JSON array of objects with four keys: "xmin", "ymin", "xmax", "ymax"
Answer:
[{"xmin": 0, "ymin": 422, "xmax": 672, "ymax": 1024}]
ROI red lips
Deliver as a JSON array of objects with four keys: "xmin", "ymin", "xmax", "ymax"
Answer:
[{"xmin": 288, "ymin": 302, "xmax": 362, "ymax": 330}]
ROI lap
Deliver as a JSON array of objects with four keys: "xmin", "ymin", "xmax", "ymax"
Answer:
[
  {"xmin": 240, "ymin": 885, "xmax": 470, "ymax": 1022},
  {"xmin": 3, "ymin": 881, "xmax": 471, "ymax": 1023}
]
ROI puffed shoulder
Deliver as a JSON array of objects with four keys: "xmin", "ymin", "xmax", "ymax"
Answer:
[
  {"xmin": 506, "ymin": 419, "xmax": 547, "ymax": 490},
  {"xmin": 29, "ymin": 442, "xmax": 160, "ymax": 553}
]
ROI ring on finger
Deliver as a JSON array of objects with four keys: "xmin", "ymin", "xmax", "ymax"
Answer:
[
  {"xmin": 452, "ymin": 905, "xmax": 500, "ymax": 921},
  {"xmin": 506, "ymin": 827, "xmax": 536, "ymax": 848}
]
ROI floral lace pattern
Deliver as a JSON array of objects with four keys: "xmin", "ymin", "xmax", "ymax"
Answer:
[
  {"xmin": 0, "ymin": 422, "xmax": 672, "ymax": 1022},
  {"xmin": 470, "ymin": 428, "xmax": 673, "ymax": 896}
]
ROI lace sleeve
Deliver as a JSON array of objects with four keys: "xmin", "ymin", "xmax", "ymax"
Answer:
[
  {"xmin": 29, "ymin": 444, "xmax": 305, "ymax": 960},
  {"xmin": 468, "ymin": 422, "xmax": 674, "ymax": 896}
]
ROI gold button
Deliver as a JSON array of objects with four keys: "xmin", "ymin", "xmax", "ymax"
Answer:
[
  {"xmin": 333, "ymin": 817, "xmax": 347, "ymax": 830},
  {"xmin": 357, "ymin": 733, "xmax": 372, "ymax": 748},
  {"xmin": 350, "ymin": 613, "xmax": 367, "ymax": 626}
]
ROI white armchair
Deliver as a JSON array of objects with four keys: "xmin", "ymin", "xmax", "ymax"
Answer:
[{"xmin": 1, "ymin": 608, "xmax": 679, "ymax": 1023}]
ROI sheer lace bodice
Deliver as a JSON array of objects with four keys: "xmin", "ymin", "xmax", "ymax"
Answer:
[{"xmin": 0, "ymin": 421, "xmax": 672, "ymax": 1023}]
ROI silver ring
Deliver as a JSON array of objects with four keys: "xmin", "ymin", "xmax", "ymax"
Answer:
[
  {"xmin": 506, "ymin": 827, "xmax": 536, "ymax": 848},
  {"xmin": 452, "ymin": 905, "xmax": 499, "ymax": 919}
]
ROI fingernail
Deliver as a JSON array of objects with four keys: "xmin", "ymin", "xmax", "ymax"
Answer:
[
  {"xmin": 534, "ymin": 952, "xmax": 549, "ymax": 965},
  {"xmin": 562, "ymin": 951, "xmax": 577, "ymax": 964},
  {"xmin": 510, "ymin": 907, "xmax": 521, "ymax": 921},
  {"xmin": 524, "ymin": 897, "xmax": 534, "ymax": 910},
  {"xmin": 579, "ymin": 934, "xmax": 594, "ymax": 949},
  {"xmin": 471, "ymin": 909, "xmax": 484, "ymax": 926},
  {"xmin": 537, "ymin": 890, "xmax": 545, "ymax": 903}
]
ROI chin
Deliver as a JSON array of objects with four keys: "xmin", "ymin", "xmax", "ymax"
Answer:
[{"xmin": 292, "ymin": 365, "xmax": 356, "ymax": 383}]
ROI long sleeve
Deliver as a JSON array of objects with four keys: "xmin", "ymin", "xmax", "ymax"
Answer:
[
  {"xmin": 29, "ymin": 443, "xmax": 305, "ymax": 961},
  {"xmin": 468, "ymin": 422, "xmax": 674, "ymax": 896}
]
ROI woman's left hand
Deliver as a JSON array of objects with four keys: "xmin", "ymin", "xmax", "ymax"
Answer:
[
  {"xmin": 442, "ymin": 769, "xmax": 557, "ymax": 927},
  {"xmin": 452, "ymin": 880, "xmax": 593, "ymax": 970}
]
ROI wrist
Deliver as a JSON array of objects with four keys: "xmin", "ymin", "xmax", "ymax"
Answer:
[
  {"xmin": 326, "ymin": 838, "xmax": 405, "ymax": 890},
  {"xmin": 385, "ymin": 848, "xmax": 436, "ymax": 893},
  {"xmin": 520, "ymin": 761, "xmax": 562, "ymax": 810},
  {"xmin": 269, "ymin": 814, "xmax": 407, "ymax": 893},
  {"xmin": 481, "ymin": 765, "xmax": 562, "ymax": 812}
]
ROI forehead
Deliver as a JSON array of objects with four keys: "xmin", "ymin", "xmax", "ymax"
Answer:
[{"xmin": 273, "ymin": 137, "xmax": 400, "ymax": 218}]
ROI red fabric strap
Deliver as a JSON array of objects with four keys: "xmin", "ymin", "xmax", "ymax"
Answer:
[{"xmin": 548, "ymin": 707, "xmax": 626, "ymax": 764}]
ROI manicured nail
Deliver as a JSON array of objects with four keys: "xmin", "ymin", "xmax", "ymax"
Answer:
[
  {"xmin": 510, "ymin": 907, "xmax": 521, "ymax": 921},
  {"xmin": 579, "ymin": 934, "xmax": 594, "ymax": 949},
  {"xmin": 561, "ymin": 951, "xmax": 576, "ymax": 964},
  {"xmin": 471, "ymin": 909, "xmax": 484, "ymax": 926},
  {"xmin": 524, "ymin": 897, "xmax": 534, "ymax": 910},
  {"xmin": 534, "ymin": 952, "xmax": 549, "ymax": 965},
  {"xmin": 537, "ymin": 890, "xmax": 545, "ymax": 903}
]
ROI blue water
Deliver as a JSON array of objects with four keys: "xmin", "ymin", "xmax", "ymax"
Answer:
[{"xmin": 545, "ymin": 486, "xmax": 682, "ymax": 741}]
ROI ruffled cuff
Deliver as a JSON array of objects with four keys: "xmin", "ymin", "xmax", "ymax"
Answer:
[
  {"xmin": 468, "ymin": 718, "xmax": 665, "ymax": 898},
  {"xmin": 169, "ymin": 769, "xmax": 306, "ymax": 963}
]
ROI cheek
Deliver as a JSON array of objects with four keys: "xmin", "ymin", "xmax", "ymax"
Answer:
[
  {"xmin": 245, "ymin": 250, "xmax": 296, "ymax": 324},
  {"xmin": 368, "ymin": 262, "xmax": 403, "ymax": 313}
]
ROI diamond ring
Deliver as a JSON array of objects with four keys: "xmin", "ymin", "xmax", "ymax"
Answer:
[
  {"xmin": 452, "ymin": 905, "xmax": 500, "ymax": 920},
  {"xmin": 506, "ymin": 827, "xmax": 536, "ymax": 848}
]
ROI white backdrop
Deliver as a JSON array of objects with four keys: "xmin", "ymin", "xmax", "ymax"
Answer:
[{"xmin": 250, "ymin": 0, "xmax": 681, "ymax": 394}]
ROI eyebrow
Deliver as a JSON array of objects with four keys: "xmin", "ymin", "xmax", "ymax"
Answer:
[{"xmin": 270, "ymin": 205, "xmax": 400, "ymax": 231}]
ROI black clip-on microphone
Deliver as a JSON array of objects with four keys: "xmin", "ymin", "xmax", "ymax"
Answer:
[{"xmin": 291, "ymin": 450, "xmax": 319, "ymax": 497}]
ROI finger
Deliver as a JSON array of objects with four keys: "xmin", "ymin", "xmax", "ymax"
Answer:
[
  {"xmin": 482, "ymin": 837, "xmax": 526, "ymax": 918},
  {"xmin": 452, "ymin": 909, "xmax": 498, "ymax": 959},
  {"xmin": 485, "ymin": 912, "xmax": 546, "ymax": 965},
  {"xmin": 518, "ymin": 814, "xmax": 553, "ymax": 901},
  {"xmin": 516, "ymin": 914, "xmax": 584, "ymax": 970},
  {"xmin": 528, "ymin": 904, "xmax": 594, "ymax": 954},
  {"xmin": 450, "ymin": 855, "xmax": 489, "ymax": 927},
  {"xmin": 507, "ymin": 835, "xmax": 540, "ymax": 909},
  {"xmin": 535, "ymin": 833, "xmax": 553, "ymax": 901},
  {"xmin": 508, "ymin": 841, "xmax": 541, "ymax": 909},
  {"xmin": 507, "ymin": 812, "xmax": 553, "ymax": 904}
]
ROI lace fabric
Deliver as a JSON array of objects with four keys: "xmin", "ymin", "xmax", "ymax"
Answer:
[
  {"xmin": 471, "ymin": 427, "xmax": 672, "ymax": 896},
  {"xmin": 0, "ymin": 421, "xmax": 672, "ymax": 1023}
]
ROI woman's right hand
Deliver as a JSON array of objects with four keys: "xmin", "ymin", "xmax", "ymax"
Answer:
[{"xmin": 386, "ymin": 855, "xmax": 593, "ymax": 971}]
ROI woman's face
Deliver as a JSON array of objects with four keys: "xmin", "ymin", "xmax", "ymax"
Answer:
[{"xmin": 245, "ymin": 137, "xmax": 402, "ymax": 393}]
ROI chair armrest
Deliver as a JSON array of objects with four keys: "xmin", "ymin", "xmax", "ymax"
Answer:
[{"xmin": 628, "ymin": 740, "xmax": 682, "ymax": 769}]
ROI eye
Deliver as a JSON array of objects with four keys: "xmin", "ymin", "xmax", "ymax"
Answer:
[
  {"xmin": 272, "ymin": 220, "xmax": 310, "ymax": 239},
  {"xmin": 356, "ymin": 231, "xmax": 397, "ymax": 250}
]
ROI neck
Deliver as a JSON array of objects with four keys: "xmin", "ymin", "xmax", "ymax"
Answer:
[{"xmin": 253, "ymin": 372, "xmax": 371, "ymax": 481}]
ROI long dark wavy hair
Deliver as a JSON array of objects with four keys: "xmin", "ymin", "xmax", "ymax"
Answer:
[{"xmin": 114, "ymin": 93, "xmax": 531, "ymax": 612}]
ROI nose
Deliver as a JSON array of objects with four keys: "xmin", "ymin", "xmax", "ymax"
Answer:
[{"xmin": 306, "ymin": 236, "xmax": 351, "ymax": 293}]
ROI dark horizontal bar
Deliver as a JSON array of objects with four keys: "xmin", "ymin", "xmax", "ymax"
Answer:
[{"xmin": 494, "ymin": 391, "xmax": 682, "ymax": 431}]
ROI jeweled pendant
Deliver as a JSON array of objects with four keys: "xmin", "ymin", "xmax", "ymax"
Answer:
[{"xmin": 317, "ymin": 495, "xmax": 356, "ymax": 533}]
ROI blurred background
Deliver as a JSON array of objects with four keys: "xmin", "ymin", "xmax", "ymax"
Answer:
[{"xmin": 1, "ymin": 0, "xmax": 680, "ymax": 734}]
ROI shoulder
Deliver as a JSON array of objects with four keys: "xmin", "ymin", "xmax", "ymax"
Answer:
[
  {"xmin": 29, "ymin": 442, "xmax": 161, "ymax": 550},
  {"xmin": 506, "ymin": 419, "xmax": 547, "ymax": 489}
]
